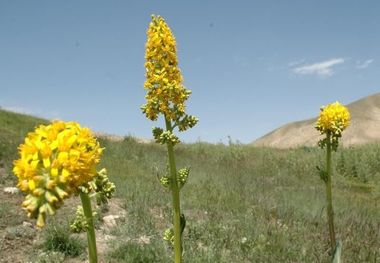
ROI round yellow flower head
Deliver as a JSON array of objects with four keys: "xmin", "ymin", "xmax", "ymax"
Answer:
[
  {"xmin": 142, "ymin": 15, "xmax": 191, "ymax": 121},
  {"xmin": 13, "ymin": 121, "xmax": 103, "ymax": 227},
  {"xmin": 316, "ymin": 101, "xmax": 350, "ymax": 135}
]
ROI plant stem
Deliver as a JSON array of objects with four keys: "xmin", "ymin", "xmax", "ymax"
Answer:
[
  {"xmin": 80, "ymin": 192, "xmax": 98, "ymax": 263},
  {"xmin": 165, "ymin": 117, "xmax": 182, "ymax": 263},
  {"xmin": 326, "ymin": 131, "xmax": 336, "ymax": 252}
]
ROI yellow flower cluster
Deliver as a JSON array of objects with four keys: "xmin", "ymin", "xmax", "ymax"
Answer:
[
  {"xmin": 13, "ymin": 121, "xmax": 103, "ymax": 227},
  {"xmin": 142, "ymin": 15, "xmax": 191, "ymax": 121},
  {"xmin": 316, "ymin": 102, "xmax": 350, "ymax": 135}
]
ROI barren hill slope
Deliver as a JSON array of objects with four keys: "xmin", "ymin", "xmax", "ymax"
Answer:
[{"xmin": 252, "ymin": 92, "xmax": 380, "ymax": 148}]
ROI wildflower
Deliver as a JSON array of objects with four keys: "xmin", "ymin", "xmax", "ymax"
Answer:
[
  {"xmin": 13, "ymin": 121, "xmax": 102, "ymax": 227},
  {"xmin": 142, "ymin": 15, "xmax": 198, "ymax": 263},
  {"xmin": 315, "ymin": 102, "xmax": 350, "ymax": 254}
]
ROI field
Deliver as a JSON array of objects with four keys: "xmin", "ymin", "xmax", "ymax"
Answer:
[{"xmin": 0, "ymin": 109, "xmax": 379, "ymax": 262}]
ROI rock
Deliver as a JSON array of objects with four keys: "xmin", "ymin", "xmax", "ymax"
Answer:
[
  {"xmin": 104, "ymin": 234, "xmax": 116, "ymax": 241},
  {"xmin": 3, "ymin": 187, "xmax": 19, "ymax": 194},
  {"xmin": 22, "ymin": 221, "xmax": 33, "ymax": 228},
  {"xmin": 103, "ymin": 215, "xmax": 120, "ymax": 228},
  {"xmin": 138, "ymin": 235, "xmax": 151, "ymax": 245}
]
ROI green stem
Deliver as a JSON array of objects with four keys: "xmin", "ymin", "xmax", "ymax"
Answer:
[
  {"xmin": 326, "ymin": 132, "xmax": 336, "ymax": 252},
  {"xmin": 165, "ymin": 117, "xmax": 182, "ymax": 263},
  {"xmin": 80, "ymin": 192, "xmax": 98, "ymax": 263}
]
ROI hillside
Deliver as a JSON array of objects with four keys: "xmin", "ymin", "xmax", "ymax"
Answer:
[
  {"xmin": 0, "ymin": 109, "xmax": 48, "ymax": 169},
  {"xmin": 252, "ymin": 92, "xmax": 380, "ymax": 148}
]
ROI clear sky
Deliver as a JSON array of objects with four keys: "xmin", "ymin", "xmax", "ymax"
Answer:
[{"xmin": 1, "ymin": 1, "xmax": 379, "ymax": 143}]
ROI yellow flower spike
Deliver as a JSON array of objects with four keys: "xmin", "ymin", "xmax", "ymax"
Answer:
[
  {"xmin": 142, "ymin": 15, "xmax": 198, "ymax": 263},
  {"xmin": 13, "ymin": 120, "xmax": 103, "ymax": 228},
  {"xmin": 316, "ymin": 101, "xmax": 350, "ymax": 135},
  {"xmin": 142, "ymin": 15, "xmax": 190, "ymax": 122}
]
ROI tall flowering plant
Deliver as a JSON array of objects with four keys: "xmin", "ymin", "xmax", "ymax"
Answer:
[
  {"xmin": 315, "ymin": 102, "xmax": 350, "ymax": 253},
  {"xmin": 13, "ymin": 121, "xmax": 115, "ymax": 263},
  {"xmin": 142, "ymin": 15, "xmax": 198, "ymax": 263}
]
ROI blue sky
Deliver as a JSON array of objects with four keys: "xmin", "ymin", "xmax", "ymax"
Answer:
[{"xmin": 1, "ymin": 1, "xmax": 379, "ymax": 143}]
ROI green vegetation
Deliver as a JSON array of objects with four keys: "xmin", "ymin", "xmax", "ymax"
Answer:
[
  {"xmin": 107, "ymin": 240, "xmax": 170, "ymax": 263},
  {"xmin": 42, "ymin": 223, "xmax": 85, "ymax": 257},
  {"xmin": 0, "ymin": 109, "xmax": 379, "ymax": 262},
  {"xmin": 102, "ymin": 138, "xmax": 379, "ymax": 263}
]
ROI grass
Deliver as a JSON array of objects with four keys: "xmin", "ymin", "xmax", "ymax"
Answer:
[
  {"xmin": 107, "ymin": 241, "xmax": 170, "ymax": 263},
  {"xmin": 0, "ymin": 109, "xmax": 379, "ymax": 262},
  {"xmin": 102, "ymin": 138, "xmax": 379, "ymax": 262},
  {"xmin": 42, "ymin": 223, "xmax": 85, "ymax": 257}
]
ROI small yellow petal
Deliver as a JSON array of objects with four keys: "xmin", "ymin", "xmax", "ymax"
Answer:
[
  {"xmin": 28, "ymin": 180, "xmax": 36, "ymax": 190},
  {"xmin": 43, "ymin": 158, "xmax": 51, "ymax": 168},
  {"xmin": 51, "ymin": 168, "xmax": 58, "ymax": 177},
  {"xmin": 47, "ymin": 180, "xmax": 56, "ymax": 190},
  {"xmin": 31, "ymin": 160, "xmax": 39, "ymax": 169},
  {"xmin": 36, "ymin": 212, "xmax": 46, "ymax": 228},
  {"xmin": 45, "ymin": 191, "xmax": 58, "ymax": 203},
  {"xmin": 58, "ymin": 152, "xmax": 68, "ymax": 163},
  {"xmin": 50, "ymin": 140, "xmax": 58, "ymax": 150},
  {"xmin": 55, "ymin": 186, "xmax": 68, "ymax": 199},
  {"xmin": 62, "ymin": 168, "xmax": 70, "ymax": 178}
]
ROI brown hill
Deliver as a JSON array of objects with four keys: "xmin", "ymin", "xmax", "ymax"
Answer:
[{"xmin": 252, "ymin": 92, "xmax": 380, "ymax": 148}]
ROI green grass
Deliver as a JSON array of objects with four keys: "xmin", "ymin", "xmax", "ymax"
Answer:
[
  {"xmin": 107, "ymin": 241, "xmax": 170, "ymax": 263},
  {"xmin": 0, "ymin": 109, "xmax": 379, "ymax": 262},
  {"xmin": 42, "ymin": 223, "xmax": 85, "ymax": 257},
  {"xmin": 101, "ymin": 138, "xmax": 379, "ymax": 263}
]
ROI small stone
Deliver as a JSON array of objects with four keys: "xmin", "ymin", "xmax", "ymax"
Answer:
[
  {"xmin": 138, "ymin": 235, "xmax": 151, "ymax": 245},
  {"xmin": 3, "ymin": 187, "xmax": 19, "ymax": 194},
  {"xmin": 23, "ymin": 221, "xmax": 33, "ymax": 228},
  {"xmin": 104, "ymin": 234, "xmax": 116, "ymax": 241},
  {"xmin": 103, "ymin": 215, "xmax": 120, "ymax": 228},
  {"xmin": 197, "ymin": 241, "xmax": 208, "ymax": 251}
]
